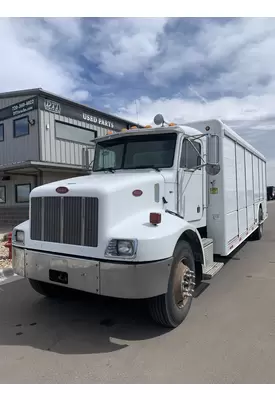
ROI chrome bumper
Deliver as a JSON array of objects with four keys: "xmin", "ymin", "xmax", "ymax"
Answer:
[{"xmin": 13, "ymin": 247, "xmax": 173, "ymax": 299}]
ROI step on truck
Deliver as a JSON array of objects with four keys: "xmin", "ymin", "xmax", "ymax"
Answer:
[{"xmin": 12, "ymin": 115, "xmax": 267, "ymax": 328}]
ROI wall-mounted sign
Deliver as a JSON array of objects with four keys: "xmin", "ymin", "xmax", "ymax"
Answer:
[
  {"xmin": 39, "ymin": 96, "xmax": 127, "ymax": 131},
  {"xmin": 0, "ymin": 97, "xmax": 38, "ymax": 121},
  {"xmin": 82, "ymin": 113, "xmax": 114, "ymax": 129},
  {"xmin": 44, "ymin": 99, "xmax": 61, "ymax": 114},
  {"xmin": 11, "ymin": 98, "xmax": 36, "ymax": 117}
]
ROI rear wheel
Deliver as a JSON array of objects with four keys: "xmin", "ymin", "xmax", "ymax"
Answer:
[
  {"xmin": 29, "ymin": 279, "xmax": 64, "ymax": 297},
  {"xmin": 251, "ymin": 208, "xmax": 264, "ymax": 241},
  {"xmin": 148, "ymin": 241, "xmax": 196, "ymax": 328}
]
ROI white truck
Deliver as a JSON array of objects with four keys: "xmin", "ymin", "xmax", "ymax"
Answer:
[{"xmin": 12, "ymin": 115, "xmax": 267, "ymax": 328}]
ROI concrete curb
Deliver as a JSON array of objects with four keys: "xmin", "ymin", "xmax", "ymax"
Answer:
[{"xmin": 0, "ymin": 267, "xmax": 14, "ymax": 279}]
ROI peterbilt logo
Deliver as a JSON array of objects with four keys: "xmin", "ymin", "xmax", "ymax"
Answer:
[
  {"xmin": 56, "ymin": 186, "xmax": 69, "ymax": 194},
  {"xmin": 44, "ymin": 99, "xmax": 61, "ymax": 114}
]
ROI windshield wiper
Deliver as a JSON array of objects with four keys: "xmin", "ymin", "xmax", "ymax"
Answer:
[
  {"xmin": 95, "ymin": 167, "xmax": 116, "ymax": 173},
  {"xmin": 104, "ymin": 167, "xmax": 115, "ymax": 173},
  {"xmin": 133, "ymin": 165, "xmax": 161, "ymax": 172}
]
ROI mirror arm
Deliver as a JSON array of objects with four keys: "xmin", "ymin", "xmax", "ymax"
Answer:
[{"xmin": 185, "ymin": 137, "xmax": 206, "ymax": 165}]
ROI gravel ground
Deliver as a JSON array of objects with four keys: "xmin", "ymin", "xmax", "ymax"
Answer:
[{"xmin": 0, "ymin": 240, "xmax": 12, "ymax": 269}]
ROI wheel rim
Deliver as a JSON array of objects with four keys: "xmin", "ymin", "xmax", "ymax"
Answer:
[{"xmin": 173, "ymin": 259, "xmax": 195, "ymax": 309}]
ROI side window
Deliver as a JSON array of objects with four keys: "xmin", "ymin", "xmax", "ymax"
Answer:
[
  {"xmin": 180, "ymin": 140, "xmax": 202, "ymax": 169},
  {"xmin": 0, "ymin": 124, "xmax": 4, "ymax": 142},
  {"xmin": 0, "ymin": 186, "xmax": 6, "ymax": 203},
  {"xmin": 15, "ymin": 184, "xmax": 31, "ymax": 203},
  {"xmin": 13, "ymin": 117, "xmax": 29, "ymax": 138}
]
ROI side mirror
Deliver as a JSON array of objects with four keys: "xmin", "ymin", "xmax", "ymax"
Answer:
[{"xmin": 206, "ymin": 134, "xmax": 220, "ymax": 175}]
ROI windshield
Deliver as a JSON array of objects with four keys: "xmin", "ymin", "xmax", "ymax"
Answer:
[{"xmin": 93, "ymin": 133, "xmax": 177, "ymax": 172}]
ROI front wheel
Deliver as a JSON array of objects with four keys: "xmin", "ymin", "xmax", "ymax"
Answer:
[{"xmin": 148, "ymin": 241, "xmax": 196, "ymax": 328}]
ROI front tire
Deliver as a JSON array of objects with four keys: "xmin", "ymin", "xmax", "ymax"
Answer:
[{"xmin": 148, "ymin": 241, "xmax": 196, "ymax": 328}]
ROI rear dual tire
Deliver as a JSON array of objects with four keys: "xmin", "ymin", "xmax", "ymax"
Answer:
[
  {"xmin": 148, "ymin": 241, "xmax": 196, "ymax": 329},
  {"xmin": 251, "ymin": 208, "xmax": 264, "ymax": 241}
]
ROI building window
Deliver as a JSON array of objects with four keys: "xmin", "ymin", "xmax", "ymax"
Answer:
[
  {"xmin": 15, "ymin": 184, "xmax": 31, "ymax": 203},
  {"xmin": 55, "ymin": 120, "xmax": 97, "ymax": 144},
  {"xmin": 13, "ymin": 117, "xmax": 29, "ymax": 138},
  {"xmin": 180, "ymin": 140, "xmax": 202, "ymax": 169},
  {"xmin": 0, "ymin": 124, "xmax": 4, "ymax": 142},
  {"xmin": 0, "ymin": 186, "xmax": 6, "ymax": 203}
]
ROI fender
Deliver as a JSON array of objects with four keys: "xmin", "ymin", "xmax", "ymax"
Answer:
[{"xmin": 109, "ymin": 210, "xmax": 206, "ymax": 266}]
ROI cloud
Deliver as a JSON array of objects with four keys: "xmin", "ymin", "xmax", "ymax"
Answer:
[
  {"xmin": 1, "ymin": 17, "xmax": 275, "ymax": 183},
  {"xmin": 117, "ymin": 92, "xmax": 275, "ymax": 184},
  {"xmin": 83, "ymin": 17, "xmax": 168, "ymax": 76},
  {"xmin": 0, "ymin": 17, "xmax": 88, "ymax": 100}
]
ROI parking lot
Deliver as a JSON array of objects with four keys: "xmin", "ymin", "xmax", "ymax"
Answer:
[{"xmin": 1, "ymin": 202, "xmax": 275, "ymax": 384}]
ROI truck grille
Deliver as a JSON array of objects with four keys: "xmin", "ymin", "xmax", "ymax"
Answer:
[{"xmin": 30, "ymin": 196, "xmax": 98, "ymax": 247}]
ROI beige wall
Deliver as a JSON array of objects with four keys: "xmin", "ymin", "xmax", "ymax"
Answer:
[
  {"xmin": 42, "ymin": 170, "xmax": 81, "ymax": 185},
  {"xmin": 0, "ymin": 170, "xmax": 83, "ymax": 209},
  {"xmin": 0, "ymin": 169, "xmax": 84, "ymax": 228},
  {"xmin": 0, "ymin": 174, "xmax": 36, "ymax": 208}
]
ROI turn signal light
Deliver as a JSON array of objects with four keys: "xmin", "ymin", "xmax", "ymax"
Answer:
[
  {"xmin": 150, "ymin": 212, "xmax": 161, "ymax": 225},
  {"xmin": 169, "ymin": 122, "xmax": 176, "ymax": 126},
  {"xmin": 130, "ymin": 126, "xmax": 138, "ymax": 129},
  {"xmin": 145, "ymin": 125, "xmax": 152, "ymax": 128}
]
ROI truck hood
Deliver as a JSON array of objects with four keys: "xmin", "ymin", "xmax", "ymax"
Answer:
[
  {"xmin": 31, "ymin": 170, "xmax": 165, "ymax": 228},
  {"xmin": 31, "ymin": 170, "xmax": 165, "ymax": 196}
]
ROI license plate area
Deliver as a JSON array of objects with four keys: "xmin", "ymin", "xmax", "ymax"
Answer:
[{"xmin": 49, "ymin": 269, "xmax": 68, "ymax": 285}]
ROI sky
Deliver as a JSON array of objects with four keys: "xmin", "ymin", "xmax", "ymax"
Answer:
[{"xmin": 1, "ymin": 17, "xmax": 275, "ymax": 183}]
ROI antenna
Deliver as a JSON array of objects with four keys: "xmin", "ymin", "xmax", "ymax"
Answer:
[
  {"xmin": 188, "ymin": 85, "xmax": 222, "ymax": 120},
  {"xmin": 188, "ymin": 85, "xmax": 208, "ymax": 105},
  {"xmin": 135, "ymin": 99, "xmax": 139, "ymax": 126}
]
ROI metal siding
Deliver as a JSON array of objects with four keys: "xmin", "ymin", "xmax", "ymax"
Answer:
[
  {"xmin": 0, "ymin": 109, "xmax": 39, "ymax": 165},
  {"xmin": 39, "ymin": 110, "xmax": 104, "ymax": 166},
  {"xmin": 0, "ymin": 96, "xmax": 34, "ymax": 109}
]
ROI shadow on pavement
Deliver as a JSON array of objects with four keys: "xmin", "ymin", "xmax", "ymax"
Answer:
[
  {"xmin": 0, "ymin": 233, "xmax": 258, "ymax": 357},
  {"xmin": 0, "ymin": 279, "xmax": 172, "ymax": 355}
]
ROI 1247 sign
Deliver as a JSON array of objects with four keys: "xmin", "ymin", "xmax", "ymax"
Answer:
[{"xmin": 44, "ymin": 99, "xmax": 61, "ymax": 114}]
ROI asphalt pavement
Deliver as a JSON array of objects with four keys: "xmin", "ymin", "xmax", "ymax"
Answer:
[{"xmin": 1, "ymin": 203, "xmax": 275, "ymax": 383}]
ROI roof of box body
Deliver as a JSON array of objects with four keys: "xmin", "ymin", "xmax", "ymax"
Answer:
[{"xmin": 0, "ymin": 88, "xmax": 142, "ymax": 128}]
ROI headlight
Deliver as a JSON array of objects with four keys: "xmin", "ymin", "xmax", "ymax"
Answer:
[
  {"xmin": 105, "ymin": 239, "xmax": 138, "ymax": 258},
  {"xmin": 13, "ymin": 230, "xmax": 25, "ymax": 244}
]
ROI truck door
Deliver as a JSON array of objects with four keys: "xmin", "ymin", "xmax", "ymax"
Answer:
[{"xmin": 178, "ymin": 138, "xmax": 204, "ymax": 222}]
